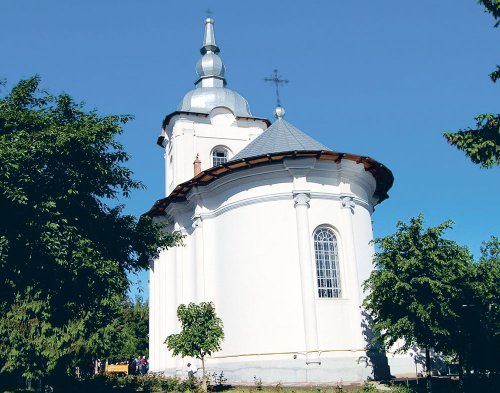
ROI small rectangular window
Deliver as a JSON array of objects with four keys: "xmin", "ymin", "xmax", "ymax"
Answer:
[{"xmin": 212, "ymin": 148, "xmax": 228, "ymax": 166}]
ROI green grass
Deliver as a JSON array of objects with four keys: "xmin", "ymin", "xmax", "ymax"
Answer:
[{"xmin": 3, "ymin": 376, "xmax": 499, "ymax": 393}]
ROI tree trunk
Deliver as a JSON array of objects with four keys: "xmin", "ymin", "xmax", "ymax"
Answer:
[
  {"xmin": 425, "ymin": 348, "xmax": 433, "ymax": 393},
  {"xmin": 458, "ymin": 353, "xmax": 464, "ymax": 393},
  {"xmin": 201, "ymin": 356, "xmax": 207, "ymax": 393}
]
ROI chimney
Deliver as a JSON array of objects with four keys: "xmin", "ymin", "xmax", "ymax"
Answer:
[{"xmin": 193, "ymin": 154, "xmax": 201, "ymax": 176}]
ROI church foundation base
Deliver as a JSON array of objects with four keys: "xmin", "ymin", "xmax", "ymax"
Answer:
[
  {"xmin": 151, "ymin": 353, "xmax": 413, "ymax": 384},
  {"xmin": 151, "ymin": 352, "xmax": 416, "ymax": 384}
]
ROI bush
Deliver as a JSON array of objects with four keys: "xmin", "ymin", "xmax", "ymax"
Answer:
[
  {"xmin": 52, "ymin": 374, "xmax": 192, "ymax": 393},
  {"xmin": 360, "ymin": 382, "xmax": 378, "ymax": 393},
  {"xmin": 208, "ymin": 371, "xmax": 228, "ymax": 392},
  {"xmin": 253, "ymin": 376, "xmax": 263, "ymax": 391},
  {"xmin": 388, "ymin": 385, "xmax": 414, "ymax": 393},
  {"xmin": 334, "ymin": 382, "xmax": 346, "ymax": 393},
  {"xmin": 178, "ymin": 376, "xmax": 201, "ymax": 392}
]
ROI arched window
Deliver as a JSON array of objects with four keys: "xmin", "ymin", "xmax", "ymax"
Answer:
[
  {"xmin": 211, "ymin": 147, "xmax": 228, "ymax": 166},
  {"xmin": 313, "ymin": 227, "xmax": 341, "ymax": 298}
]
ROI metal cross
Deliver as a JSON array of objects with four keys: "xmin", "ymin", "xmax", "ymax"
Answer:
[
  {"xmin": 264, "ymin": 69, "xmax": 288, "ymax": 107},
  {"xmin": 205, "ymin": 9, "xmax": 213, "ymax": 18}
]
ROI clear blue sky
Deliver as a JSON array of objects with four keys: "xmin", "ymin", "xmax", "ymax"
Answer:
[{"xmin": 2, "ymin": 1, "xmax": 499, "ymax": 296}]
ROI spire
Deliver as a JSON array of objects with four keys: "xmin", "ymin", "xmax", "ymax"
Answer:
[
  {"xmin": 201, "ymin": 18, "xmax": 219, "ymax": 54},
  {"xmin": 195, "ymin": 18, "xmax": 226, "ymax": 88}
]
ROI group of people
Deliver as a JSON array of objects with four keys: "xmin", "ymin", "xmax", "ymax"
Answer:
[
  {"xmin": 86, "ymin": 356, "xmax": 149, "ymax": 376},
  {"xmin": 128, "ymin": 356, "xmax": 149, "ymax": 375},
  {"xmin": 85, "ymin": 357, "xmax": 195, "ymax": 378}
]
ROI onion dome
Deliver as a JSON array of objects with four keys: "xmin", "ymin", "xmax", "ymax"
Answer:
[
  {"xmin": 195, "ymin": 18, "xmax": 226, "ymax": 86},
  {"xmin": 177, "ymin": 18, "xmax": 252, "ymax": 117},
  {"xmin": 177, "ymin": 87, "xmax": 252, "ymax": 117}
]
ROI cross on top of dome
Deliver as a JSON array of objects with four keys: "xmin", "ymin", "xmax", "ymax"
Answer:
[{"xmin": 264, "ymin": 69, "xmax": 289, "ymax": 108}]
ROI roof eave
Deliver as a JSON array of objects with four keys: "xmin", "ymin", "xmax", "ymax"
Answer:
[
  {"xmin": 160, "ymin": 110, "xmax": 271, "ymax": 131},
  {"xmin": 144, "ymin": 150, "xmax": 394, "ymax": 217}
]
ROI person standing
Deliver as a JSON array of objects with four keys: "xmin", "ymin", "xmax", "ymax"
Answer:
[{"xmin": 187, "ymin": 363, "xmax": 198, "ymax": 379}]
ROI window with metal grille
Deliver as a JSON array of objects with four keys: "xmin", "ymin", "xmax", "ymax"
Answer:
[
  {"xmin": 212, "ymin": 148, "xmax": 228, "ymax": 166},
  {"xmin": 313, "ymin": 227, "xmax": 341, "ymax": 298}
]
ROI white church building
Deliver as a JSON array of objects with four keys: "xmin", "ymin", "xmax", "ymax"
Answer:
[{"xmin": 147, "ymin": 18, "xmax": 413, "ymax": 383}]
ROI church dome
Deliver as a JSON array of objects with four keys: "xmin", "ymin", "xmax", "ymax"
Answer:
[
  {"xmin": 177, "ymin": 87, "xmax": 252, "ymax": 117},
  {"xmin": 176, "ymin": 18, "xmax": 252, "ymax": 118},
  {"xmin": 196, "ymin": 52, "xmax": 226, "ymax": 78}
]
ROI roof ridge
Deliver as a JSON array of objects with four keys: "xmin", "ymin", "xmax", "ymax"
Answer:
[{"xmin": 281, "ymin": 118, "xmax": 310, "ymax": 149}]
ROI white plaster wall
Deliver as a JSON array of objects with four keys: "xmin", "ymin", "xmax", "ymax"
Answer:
[
  {"xmin": 205, "ymin": 198, "xmax": 306, "ymax": 356},
  {"xmin": 308, "ymin": 197, "xmax": 366, "ymax": 353},
  {"xmin": 148, "ymin": 157, "xmax": 412, "ymax": 383},
  {"xmin": 164, "ymin": 109, "xmax": 267, "ymax": 195}
]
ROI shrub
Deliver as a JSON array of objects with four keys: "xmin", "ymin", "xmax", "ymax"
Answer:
[
  {"xmin": 178, "ymin": 376, "xmax": 201, "ymax": 392},
  {"xmin": 253, "ymin": 376, "xmax": 263, "ymax": 391},
  {"xmin": 209, "ymin": 371, "xmax": 228, "ymax": 391},
  {"xmin": 388, "ymin": 385, "xmax": 414, "ymax": 393},
  {"xmin": 334, "ymin": 382, "xmax": 346, "ymax": 393},
  {"xmin": 360, "ymin": 382, "xmax": 378, "ymax": 393}
]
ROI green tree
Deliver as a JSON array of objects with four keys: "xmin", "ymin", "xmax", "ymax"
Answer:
[
  {"xmin": 165, "ymin": 302, "xmax": 224, "ymax": 393},
  {"xmin": 362, "ymin": 215, "xmax": 473, "ymax": 391},
  {"xmin": 0, "ymin": 77, "xmax": 181, "ymax": 382},
  {"xmin": 456, "ymin": 237, "xmax": 500, "ymax": 374},
  {"xmin": 97, "ymin": 296, "xmax": 150, "ymax": 363},
  {"xmin": 444, "ymin": 1, "xmax": 500, "ymax": 167}
]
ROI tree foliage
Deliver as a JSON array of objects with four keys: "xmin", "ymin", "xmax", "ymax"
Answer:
[
  {"xmin": 165, "ymin": 302, "xmax": 224, "ymax": 360},
  {"xmin": 444, "ymin": 1, "xmax": 500, "ymax": 167},
  {"xmin": 445, "ymin": 114, "xmax": 500, "ymax": 168},
  {"xmin": 480, "ymin": 0, "xmax": 500, "ymax": 24},
  {"xmin": 0, "ymin": 77, "xmax": 181, "ymax": 380},
  {"xmin": 363, "ymin": 215, "xmax": 472, "ymax": 355},
  {"xmin": 165, "ymin": 302, "xmax": 224, "ymax": 392},
  {"xmin": 363, "ymin": 215, "xmax": 499, "ymax": 375},
  {"xmin": 456, "ymin": 237, "xmax": 500, "ymax": 372},
  {"xmin": 97, "ymin": 296, "xmax": 150, "ymax": 362}
]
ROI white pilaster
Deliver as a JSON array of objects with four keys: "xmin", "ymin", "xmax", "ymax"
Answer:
[
  {"xmin": 183, "ymin": 227, "xmax": 197, "ymax": 304},
  {"xmin": 162, "ymin": 247, "xmax": 178, "ymax": 370},
  {"xmin": 149, "ymin": 261, "xmax": 157, "ymax": 370},
  {"xmin": 293, "ymin": 192, "xmax": 320, "ymax": 364},
  {"xmin": 192, "ymin": 215, "xmax": 205, "ymax": 302},
  {"xmin": 174, "ymin": 227, "xmax": 186, "ymax": 371},
  {"xmin": 340, "ymin": 195, "xmax": 365, "ymax": 349}
]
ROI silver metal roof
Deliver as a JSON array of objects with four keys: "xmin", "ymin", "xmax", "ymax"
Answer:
[
  {"xmin": 176, "ymin": 18, "xmax": 252, "ymax": 117},
  {"xmin": 201, "ymin": 17, "xmax": 218, "ymax": 55},
  {"xmin": 177, "ymin": 87, "xmax": 252, "ymax": 117},
  {"xmin": 196, "ymin": 52, "xmax": 225, "ymax": 79},
  {"xmin": 231, "ymin": 106, "xmax": 329, "ymax": 160}
]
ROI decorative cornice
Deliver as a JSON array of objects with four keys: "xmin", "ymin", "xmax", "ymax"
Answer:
[
  {"xmin": 293, "ymin": 192, "xmax": 311, "ymax": 208},
  {"xmin": 174, "ymin": 191, "xmax": 373, "ymax": 221},
  {"xmin": 340, "ymin": 195, "xmax": 356, "ymax": 214},
  {"xmin": 145, "ymin": 150, "xmax": 394, "ymax": 217},
  {"xmin": 167, "ymin": 189, "xmax": 374, "ymax": 222},
  {"xmin": 192, "ymin": 216, "xmax": 203, "ymax": 229},
  {"xmin": 197, "ymin": 193, "xmax": 293, "ymax": 219},
  {"xmin": 173, "ymin": 222, "xmax": 188, "ymax": 236},
  {"xmin": 161, "ymin": 111, "xmax": 271, "ymax": 131},
  {"xmin": 310, "ymin": 192, "xmax": 372, "ymax": 213}
]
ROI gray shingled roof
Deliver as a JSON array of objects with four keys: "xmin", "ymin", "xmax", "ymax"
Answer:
[{"xmin": 231, "ymin": 117, "xmax": 329, "ymax": 161}]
